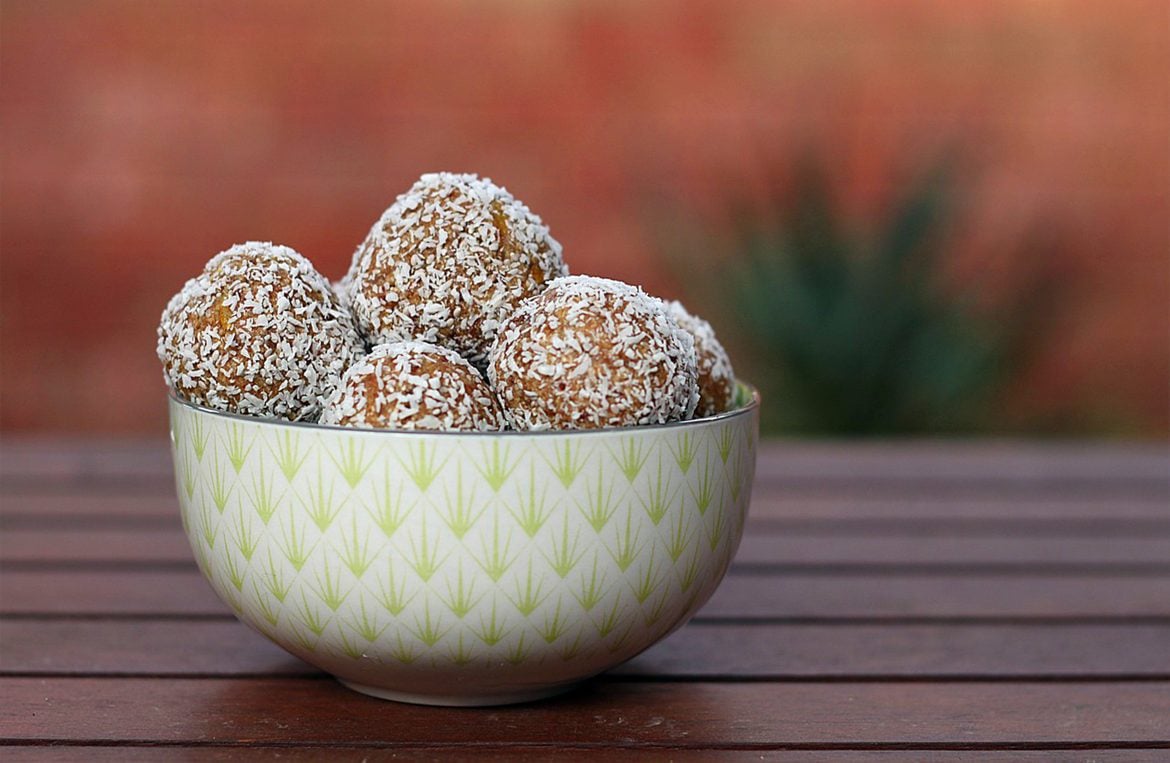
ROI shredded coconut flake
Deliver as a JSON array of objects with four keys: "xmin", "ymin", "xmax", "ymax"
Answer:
[
  {"xmin": 664, "ymin": 300, "xmax": 735, "ymax": 417},
  {"xmin": 487, "ymin": 276, "xmax": 699, "ymax": 430},
  {"xmin": 342, "ymin": 172, "xmax": 568, "ymax": 365},
  {"xmin": 321, "ymin": 340, "xmax": 504, "ymax": 431},
  {"xmin": 157, "ymin": 242, "xmax": 365, "ymax": 421}
]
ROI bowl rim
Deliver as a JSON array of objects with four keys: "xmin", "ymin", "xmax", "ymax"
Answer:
[{"xmin": 168, "ymin": 382, "xmax": 759, "ymax": 438}]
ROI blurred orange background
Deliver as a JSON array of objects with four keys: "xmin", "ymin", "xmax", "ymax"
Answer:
[{"xmin": 1, "ymin": 0, "xmax": 1166, "ymax": 435}]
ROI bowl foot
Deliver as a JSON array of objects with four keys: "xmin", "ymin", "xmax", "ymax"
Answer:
[{"xmin": 337, "ymin": 678, "xmax": 580, "ymax": 707}]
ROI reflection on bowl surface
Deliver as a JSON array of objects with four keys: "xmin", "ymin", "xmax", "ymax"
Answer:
[{"xmin": 169, "ymin": 384, "xmax": 759, "ymax": 705}]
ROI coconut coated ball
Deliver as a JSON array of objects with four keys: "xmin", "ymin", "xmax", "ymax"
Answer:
[
  {"xmin": 321, "ymin": 341, "xmax": 505, "ymax": 431},
  {"xmin": 345, "ymin": 172, "xmax": 568, "ymax": 365},
  {"xmin": 157, "ymin": 242, "xmax": 365, "ymax": 421},
  {"xmin": 488, "ymin": 276, "xmax": 699, "ymax": 430},
  {"xmin": 664, "ymin": 301, "xmax": 736, "ymax": 417}
]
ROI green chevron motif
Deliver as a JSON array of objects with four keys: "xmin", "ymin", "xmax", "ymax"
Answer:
[
  {"xmin": 637, "ymin": 455, "xmax": 677, "ymax": 526},
  {"xmin": 207, "ymin": 458, "xmax": 233, "ymax": 513},
  {"xmin": 389, "ymin": 632, "xmax": 419, "ymax": 664},
  {"xmin": 669, "ymin": 431, "xmax": 698, "ymax": 474},
  {"xmin": 678, "ymin": 547, "xmax": 703, "ymax": 593},
  {"xmin": 230, "ymin": 511, "xmax": 260, "ymax": 561},
  {"xmin": 224, "ymin": 423, "xmax": 253, "ymax": 473},
  {"xmin": 475, "ymin": 441, "xmax": 519, "ymax": 492},
  {"xmin": 339, "ymin": 628, "xmax": 366, "ymax": 660},
  {"xmin": 472, "ymin": 600, "xmax": 509, "ymax": 646},
  {"xmin": 366, "ymin": 472, "xmax": 410, "ymax": 538},
  {"xmin": 373, "ymin": 562, "xmax": 413, "ymax": 616},
  {"xmin": 643, "ymin": 591, "xmax": 671, "ymax": 627},
  {"xmin": 438, "ymin": 465, "xmax": 484, "ymax": 539},
  {"xmin": 690, "ymin": 455, "xmax": 716, "ymax": 515},
  {"xmin": 506, "ymin": 559, "xmax": 549, "ymax": 617},
  {"xmin": 558, "ymin": 628, "xmax": 587, "ymax": 661},
  {"xmin": 630, "ymin": 551, "xmax": 663, "ymax": 604},
  {"xmin": 309, "ymin": 562, "xmax": 349, "ymax": 612},
  {"xmin": 271, "ymin": 430, "xmax": 309, "ymax": 481},
  {"xmin": 545, "ymin": 440, "xmax": 589, "ymax": 488},
  {"xmin": 337, "ymin": 515, "xmax": 374, "ymax": 577},
  {"xmin": 572, "ymin": 554, "xmax": 607, "ymax": 612},
  {"xmin": 400, "ymin": 441, "xmax": 446, "ymax": 491},
  {"xmin": 473, "ymin": 514, "xmax": 516, "ymax": 582},
  {"xmin": 253, "ymin": 584, "xmax": 281, "ymax": 626},
  {"xmin": 244, "ymin": 459, "xmax": 281, "ymax": 525},
  {"xmin": 197, "ymin": 500, "xmax": 218, "ymax": 549},
  {"xmin": 717, "ymin": 427, "xmax": 734, "ymax": 464},
  {"xmin": 439, "ymin": 563, "xmax": 482, "ymax": 619},
  {"xmin": 507, "ymin": 464, "xmax": 553, "ymax": 538},
  {"xmin": 177, "ymin": 447, "xmax": 197, "ymax": 500},
  {"xmin": 167, "ymin": 386, "xmax": 758, "ymax": 705},
  {"xmin": 607, "ymin": 508, "xmax": 642, "ymax": 572},
  {"xmin": 542, "ymin": 513, "xmax": 585, "ymax": 579},
  {"xmin": 276, "ymin": 516, "xmax": 314, "ymax": 572},
  {"xmin": 260, "ymin": 550, "xmax": 292, "ymax": 603},
  {"xmin": 666, "ymin": 507, "xmax": 693, "ymax": 563},
  {"xmin": 189, "ymin": 413, "xmax": 209, "ymax": 462},
  {"xmin": 612, "ymin": 437, "xmax": 649, "ymax": 483},
  {"xmin": 577, "ymin": 469, "xmax": 617, "ymax": 532},
  {"xmin": 330, "ymin": 439, "xmax": 373, "ymax": 489},
  {"xmin": 300, "ymin": 463, "xmax": 342, "ymax": 531},
  {"xmin": 345, "ymin": 597, "xmax": 387, "ymax": 643}
]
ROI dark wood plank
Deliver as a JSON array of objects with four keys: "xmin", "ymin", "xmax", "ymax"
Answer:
[
  {"xmin": 3, "ymin": 747, "xmax": 1164, "ymax": 761},
  {"xmin": 4, "ymin": 440, "xmax": 1166, "ymax": 493},
  {"xmin": 0, "ymin": 494, "xmax": 181, "ymax": 522},
  {"xmin": 734, "ymin": 533, "xmax": 1170, "ymax": 568},
  {"xmin": 4, "ymin": 569, "xmax": 1170, "ymax": 619},
  {"xmin": 0, "ymin": 441, "xmax": 173, "ymax": 487},
  {"xmin": 5, "ymin": 490, "xmax": 1168, "ymax": 527},
  {"xmin": 0, "ymin": 529, "xmax": 191, "ymax": 564},
  {"xmin": 747, "ymin": 494, "xmax": 1170, "ymax": 523},
  {"xmin": 2, "ymin": 678, "xmax": 1168, "ymax": 746},
  {"xmin": 6, "ymin": 527, "xmax": 1170, "ymax": 570},
  {"xmin": 742, "ymin": 442, "xmax": 1170, "ymax": 488},
  {"xmin": 4, "ymin": 619, "xmax": 1170, "ymax": 680}
]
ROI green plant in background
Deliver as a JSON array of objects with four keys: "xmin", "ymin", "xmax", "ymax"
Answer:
[{"xmin": 669, "ymin": 155, "xmax": 1046, "ymax": 435}]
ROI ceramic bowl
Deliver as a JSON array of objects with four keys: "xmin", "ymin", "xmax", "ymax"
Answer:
[{"xmin": 168, "ymin": 384, "xmax": 759, "ymax": 706}]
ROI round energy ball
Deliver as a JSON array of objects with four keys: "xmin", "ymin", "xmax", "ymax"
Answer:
[
  {"xmin": 488, "ymin": 276, "xmax": 699, "ymax": 430},
  {"xmin": 321, "ymin": 341, "xmax": 505, "ymax": 431},
  {"xmin": 664, "ymin": 300, "xmax": 736, "ymax": 417},
  {"xmin": 157, "ymin": 242, "xmax": 364, "ymax": 422},
  {"xmin": 345, "ymin": 172, "xmax": 568, "ymax": 365}
]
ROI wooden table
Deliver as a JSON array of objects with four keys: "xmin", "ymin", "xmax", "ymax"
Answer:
[{"xmin": 2, "ymin": 440, "xmax": 1168, "ymax": 759}]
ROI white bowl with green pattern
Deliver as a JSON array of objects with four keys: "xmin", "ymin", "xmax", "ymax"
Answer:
[{"xmin": 169, "ymin": 384, "xmax": 759, "ymax": 706}]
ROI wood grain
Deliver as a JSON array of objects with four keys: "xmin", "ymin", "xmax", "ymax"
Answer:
[
  {"xmin": 2, "ymin": 678, "xmax": 1168, "ymax": 746},
  {"xmin": 5, "ymin": 490, "xmax": 1168, "ymax": 525},
  {"xmin": 3, "ymin": 748, "xmax": 1165, "ymax": 761},
  {"xmin": 3, "ymin": 440, "xmax": 1166, "ymax": 494},
  {"xmin": 6, "ymin": 569, "xmax": 1170, "ymax": 619},
  {"xmin": 5, "ymin": 527, "xmax": 1170, "ymax": 568},
  {"xmin": 4, "ymin": 619, "xmax": 1170, "ymax": 680},
  {"xmin": 3, "ymin": 441, "xmax": 1166, "ymax": 755}
]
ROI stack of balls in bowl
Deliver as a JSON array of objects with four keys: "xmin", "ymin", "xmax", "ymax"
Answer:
[{"xmin": 157, "ymin": 172, "xmax": 735, "ymax": 431}]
